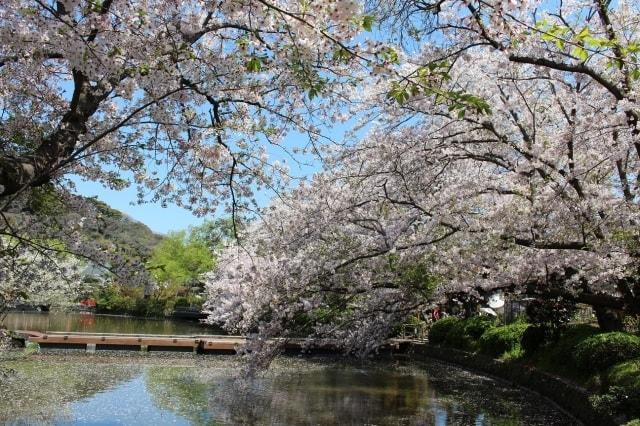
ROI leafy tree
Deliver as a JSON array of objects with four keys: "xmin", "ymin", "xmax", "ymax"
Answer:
[
  {"xmin": 147, "ymin": 231, "xmax": 214, "ymax": 292},
  {"xmin": 0, "ymin": 0, "xmax": 381, "ymax": 301},
  {"xmin": 189, "ymin": 218, "xmax": 237, "ymax": 251}
]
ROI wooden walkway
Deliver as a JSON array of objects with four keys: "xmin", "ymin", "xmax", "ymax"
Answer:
[
  {"xmin": 18, "ymin": 330, "xmax": 248, "ymax": 353},
  {"xmin": 16, "ymin": 330, "xmax": 415, "ymax": 354}
]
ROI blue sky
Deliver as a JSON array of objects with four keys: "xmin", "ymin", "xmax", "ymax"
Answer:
[{"xmin": 72, "ymin": 119, "xmax": 360, "ymax": 234}]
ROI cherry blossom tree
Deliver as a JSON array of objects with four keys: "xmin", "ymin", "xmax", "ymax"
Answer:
[
  {"xmin": 0, "ymin": 0, "xmax": 372, "ymax": 216},
  {"xmin": 0, "ymin": 0, "xmax": 375, "ymax": 296},
  {"xmin": 204, "ymin": 0, "xmax": 640, "ymax": 360},
  {"xmin": 0, "ymin": 245, "xmax": 86, "ymax": 321}
]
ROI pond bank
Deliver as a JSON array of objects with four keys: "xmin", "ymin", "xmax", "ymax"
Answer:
[{"xmin": 410, "ymin": 343, "xmax": 614, "ymax": 426}]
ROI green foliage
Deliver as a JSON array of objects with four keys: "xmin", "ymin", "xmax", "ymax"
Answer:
[
  {"xmin": 607, "ymin": 359, "xmax": 640, "ymax": 390},
  {"xmin": 462, "ymin": 316, "xmax": 496, "ymax": 339},
  {"xmin": 93, "ymin": 284, "xmax": 197, "ymax": 317},
  {"xmin": 478, "ymin": 322, "xmax": 529, "ymax": 358},
  {"xmin": 360, "ymin": 15, "xmax": 375, "ymax": 32},
  {"xmin": 444, "ymin": 320, "xmax": 472, "ymax": 350},
  {"xmin": 527, "ymin": 324, "xmax": 602, "ymax": 383},
  {"xmin": 94, "ymin": 284, "xmax": 138, "ymax": 314},
  {"xmin": 24, "ymin": 341, "xmax": 39, "ymax": 355},
  {"xmin": 85, "ymin": 197, "xmax": 163, "ymax": 258},
  {"xmin": 289, "ymin": 60, "xmax": 328, "ymax": 100},
  {"xmin": 246, "ymin": 57, "xmax": 262, "ymax": 72},
  {"xmin": 525, "ymin": 297, "xmax": 576, "ymax": 330},
  {"xmin": 386, "ymin": 61, "xmax": 491, "ymax": 117},
  {"xmin": 147, "ymin": 231, "xmax": 214, "ymax": 288},
  {"xmin": 393, "ymin": 259, "xmax": 440, "ymax": 297},
  {"xmin": 428, "ymin": 316, "xmax": 461, "ymax": 345},
  {"xmin": 443, "ymin": 316, "xmax": 496, "ymax": 351},
  {"xmin": 134, "ymin": 297, "xmax": 170, "ymax": 318},
  {"xmin": 574, "ymin": 332, "xmax": 640, "ymax": 371},
  {"xmin": 590, "ymin": 385, "xmax": 640, "ymax": 420},
  {"xmin": 29, "ymin": 185, "xmax": 66, "ymax": 216},
  {"xmin": 521, "ymin": 325, "xmax": 550, "ymax": 354},
  {"xmin": 92, "ymin": 220, "xmax": 223, "ymax": 317},
  {"xmin": 173, "ymin": 295, "xmax": 202, "ymax": 308},
  {"xmin": 378, "ymin": 46, "xmax": 399, "ymax": 65},
  {"xmin": 624, "ymin": 314, "xmax": 640, "ymax": 335},
  {"xmin": 536, "ymin": 19, "xmax": 640, "ymax": 77},
  {"xmin": 332, "ymin": 48, "xmax": 352, "ymax": 63},
  {"xmin": 500, "ymin": 345, "xmax": 525, "ymax": 362},
  {"xmin": 428, "ymin": 315, "xmax": 495, "ymax": 350}
]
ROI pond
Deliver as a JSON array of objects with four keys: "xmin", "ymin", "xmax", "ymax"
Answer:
[
  {"xmin": 0, "ymin": 354, "xmax": 579, "ymax": 425},
  {"xmin": 2, "ymin": 312, "xmax": 223, "ymax": 335}
]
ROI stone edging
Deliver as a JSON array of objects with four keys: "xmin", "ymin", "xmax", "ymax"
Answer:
[{"xmin": 409, "ymin": 343, "xmax": 615, "ymax": 426}]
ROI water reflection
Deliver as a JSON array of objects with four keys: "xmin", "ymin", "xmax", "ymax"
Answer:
[
  {"xmin": 0, "ymin": 357, "xmax": 579, "ymax": 425},
  {"xmin": 3, "ymin": 312, "xmax": 222, "ymax": 335},
  {"xmin": 0, "ymin": 359, "xmax": 138, "ymax": 424}
]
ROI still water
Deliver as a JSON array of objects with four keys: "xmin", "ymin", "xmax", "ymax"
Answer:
[
  {"xmin": 0, "ymin": 355, "xmax": 579, "ymax": 425},
  {"xmin": 3, "ymin": 312, "xmax": 222, "ymax": 335}
]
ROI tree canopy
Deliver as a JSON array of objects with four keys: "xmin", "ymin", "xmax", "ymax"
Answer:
[
  {"xmin": 203, "ymin": 0, "xmax": 640, "ymax": 359},
  {"xmin": 1, "ymin": 0, "xmax": 640, "ymax": 358},
  {"xmin": 148, "ymin": 229, "xmax": 214, "ymax": 289}
]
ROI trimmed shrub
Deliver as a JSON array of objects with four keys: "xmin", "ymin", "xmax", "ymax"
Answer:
[
  {"xmin": 463, "ymin": 316, "xmax": 496, "ymax": 339},
  {"xmin": 574, "ymin": 332, "xmax": 640, "ymax": 371},
  {"xmin": 443, "ymin": 316, "xmax": 496, "ymax": 350},
  {"xmin": 501, "ymin": 345, "xmax": 525, "ymax": 361},
  {"xmin": 607, "ymin": 359, "xmax": 640, "ymax": 390},
  {"xmin": 429, "ymin": 316, "xmax": 461, "ymax": 345},
  {"xmin": 444, "ymin": 320, "xmax": 473, "ymax": 350},
  {"xmin": 479, "ymin": 322, "xmax": 529, "ymax": 357},
  {"xmin": 590, "ymin": 385, "xmax": 640, "ymax": 420},
  {"xmin": 527, "ymin": 324, "xmax": 602, "ymax": 382}
]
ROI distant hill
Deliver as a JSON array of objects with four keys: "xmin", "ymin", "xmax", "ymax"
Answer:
[
  {"xmin": 83, "ymin": 197, "xmax": 163, "ymax": 259},
  {"xmin": 4, "ymin": 190, "xmax": 163, "ymax": 285}
]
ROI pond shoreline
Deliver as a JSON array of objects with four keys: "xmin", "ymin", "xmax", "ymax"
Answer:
[{"xmin": 410, "ymin": 343, "xmax": 613, "ymax": 426}]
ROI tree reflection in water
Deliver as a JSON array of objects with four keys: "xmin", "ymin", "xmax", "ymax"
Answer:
[
  {"xmin": 144, "ymin": 358, "xmax": 577, "ymax": 425},
  {"xmin": 0, "ymin": 358, "xmax": 138, "ymax": 424},
  {"xmin": 0, "ymin": 356, "xmax": 578, "ymax": 425}
]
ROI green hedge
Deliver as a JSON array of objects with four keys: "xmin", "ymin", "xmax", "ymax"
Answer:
[
  {"xmin": 607, "ymin": 359, "xmax": 640, "ymax": 389},
  {"xmin": 447, "ymin": 316, "xmax": 496, "ymax": 350},
  {"xmin": 444, "ymin": 320, "xmax": 471, "ymax": 350},
  {"xmin": 429, "ymin": 316, "xmax": 496, "ymax": 350},
  {"xmin": 590, "ymin": 385, "xmax": 640, "ymax": 420},
  {"xmin": 428, "ymin": 317, "xmax": 461, "ymax": 345},
  {"xmin": 574, "ymin": 332, "xmax": 640, "ymax": 371},
  {"xmin": 479, "ymin": 322, "xmax": 529, "ymax": 357},
  {"xmin": 594, "ymin": 358, "xmax": 640, "ymax": 421},
  {"xmin": 462, "ymin": 316, "xmax": 495, "ymax": 339},
  {"xmin": 528, "ymin": 324, "xmax": 601, "ymax": 378}
]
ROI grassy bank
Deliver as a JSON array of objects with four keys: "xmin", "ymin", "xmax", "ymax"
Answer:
[{"xmin": 428, "ymin": 316, "xmax": 640, "ymax": 425}]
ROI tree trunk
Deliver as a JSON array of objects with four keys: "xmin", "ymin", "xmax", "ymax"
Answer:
[{"xmin": 0, "ymin": 71, "xmax": 107, "ymax": 198}]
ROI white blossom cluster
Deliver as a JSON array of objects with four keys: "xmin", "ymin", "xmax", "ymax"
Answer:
[{"xmin": 0, "ymin": 0, "xmax": 369, "ymax": 216}]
